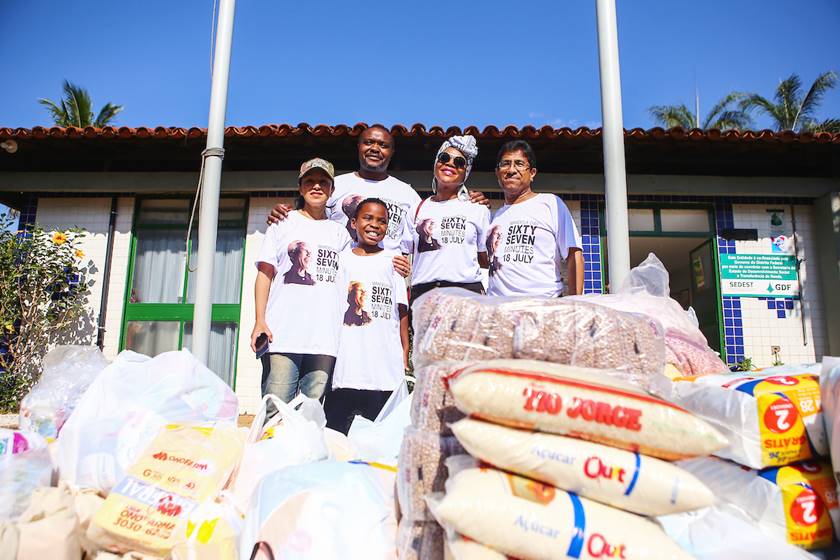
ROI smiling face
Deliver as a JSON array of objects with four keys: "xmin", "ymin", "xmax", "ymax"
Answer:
[
  {"xmin": 299, "ymin": 169, "xmax": 334, "ymax": 208},
  {"xmin": 434, "ymin": 147, "xmax": 467, "ymax": 194},
  {"xmin": 357, "ymin": 127, "xmax": 394, "ymax": 173},
  {"xmin": 495, "ymin": 148, "xmax": 536, "ymax": 202},
  {"xmin": 351, "ymin": 201, "xmax": 389, "ymax": 247}
]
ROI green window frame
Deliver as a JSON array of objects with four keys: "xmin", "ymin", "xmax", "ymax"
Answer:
[{"xmin": 119, "ymin": 195, "xmax": 249, "ymax": 387}]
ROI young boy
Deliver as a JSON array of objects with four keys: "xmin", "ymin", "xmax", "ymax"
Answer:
[{"xmin": 325, "ymin": 197, "xmax": 410, "ymax": 434}]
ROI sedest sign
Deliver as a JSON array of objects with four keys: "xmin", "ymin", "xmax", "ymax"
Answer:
[{"xmin": 719, "ymin": 254, "xmax": 799, "ymax": 298}]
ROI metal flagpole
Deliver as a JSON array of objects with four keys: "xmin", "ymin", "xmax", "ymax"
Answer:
[
  {"xmin": 192, "ymin": 0, "xmax": 236, "ymax": 365},
  {"xmin": 595, "ymin": 0, "xmax": 631, "ymax": 293}
]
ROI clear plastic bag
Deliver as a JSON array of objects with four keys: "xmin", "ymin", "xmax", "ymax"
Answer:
[
  {"xmin": 397, "ymin": 427, "xmax": 465, "ymax": 522},
  {"xmin": 0, "ymin": 429, "xmax": 53, "ymax": 520},
  {"xmin": 411, "ymin": 362, "xmax": 466, "ymax": 436},
  {"xmin": 19, "ymin": 345, "xmax": 110, "ymax": 440},
  {"xmin": 412, "ymin": 288, "xmax": 665, "ymax": 386}
]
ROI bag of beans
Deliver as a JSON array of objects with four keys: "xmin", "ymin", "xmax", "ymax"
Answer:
[
  {"xmin": 398, "ymin": 427, "xmax": 465, "ymax": 522},
  {"xmin": 451, "ymin": 418, "xmax": 713, "ymax": 516},
  {"xmin": 397, "ymin": 520, "xmax": 445, "ymax": 560},
  {"xmin": 411, "ymin": 362, "xmax": 467, "ymax": 435},
  {"xmin": 429, "ymin": 466, "xmax": 691, "ymax": 560},
  {"xmin": 447, "ymin": 360, "xmax": 727, "ymax": 460}
]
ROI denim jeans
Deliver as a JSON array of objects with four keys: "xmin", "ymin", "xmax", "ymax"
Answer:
[{"xmin": 261, "ymin": 352, "xmax": 335, "ymax": 417}]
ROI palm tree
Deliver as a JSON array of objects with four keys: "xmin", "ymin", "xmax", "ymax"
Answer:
[
  {"xmin": 38, "ymin": 80, "xmax": 123, "ymax": 127},
  {"xmin": 649, "ymin": 92, "xmax": 752, "ymax": 130},
  {"xmin": 739, "ymin": 71, "xmax": 838, "ymax": 133}
]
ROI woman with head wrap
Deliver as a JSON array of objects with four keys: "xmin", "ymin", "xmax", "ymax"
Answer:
[{"xmin": 406, "ymin": 135, "xmax": 491, "ymax": 304}]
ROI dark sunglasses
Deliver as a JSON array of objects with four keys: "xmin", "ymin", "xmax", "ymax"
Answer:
[{"xmin": 437, "ymin": 152, "xmax": 467, "ymax": 169}]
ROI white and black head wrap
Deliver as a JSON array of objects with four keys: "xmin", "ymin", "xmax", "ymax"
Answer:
[{"xmin": 432, "ymin": 134, "xmax": 478, "ymax": 193}]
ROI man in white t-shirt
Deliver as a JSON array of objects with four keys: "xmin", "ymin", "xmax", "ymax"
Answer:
[
  {"xmin": 487, "ymin": 140, "xmax": 584, "ymax": 297},
  {"xmin": 267, "ymin": 125, "xmax": 490, "ymax": 263}
]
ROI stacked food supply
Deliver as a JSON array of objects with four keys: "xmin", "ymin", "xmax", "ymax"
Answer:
[
  {"xmin": 431, "ymin": 359, "xmax": 726, "ymax": 560},
  {"xmin": 651, "ymin": 362, "xmax": 840, "ymax": 553}
]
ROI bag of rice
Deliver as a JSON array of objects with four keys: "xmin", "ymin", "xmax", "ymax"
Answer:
[
  {"xmin": 447, "ymin": 359, "xmax": 727, "ymax": 460},
  {"xmin": 429, "ymin": 466, "xmax": 692, "ymax": 560},
  {"xmin": 451, "ymin": 418, "xmax": 713, "ymax": 516},
  {"xmin": 90, "ymin": 423, "xmax": 243, "ymax": 557},
  {"xmin": 397, "ymin": 520, "xmax": 445, "ymax": 560},
  {"xmin": 412, "ymin": 288, "xmax": 665, "ymax": 386},
  {"xmin": 398, "ymin": 427, "xmax": 465, "ymax": 521},
  {"xmin": 818, "ymin": 357, "xmax": 840, "ymax": 504},
  {"xmin": 651, "ymin": 365, "xmax": 826, "ymax": 469},
  {"xmin": 412, "ymin": 362, "xmax": 467, "ymax": 435},
  {"xmin": 679, "ymin": 457, "xmax": 839, "ymax": 550}
]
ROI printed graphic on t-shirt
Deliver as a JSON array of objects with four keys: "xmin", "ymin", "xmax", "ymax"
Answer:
[
  {"xmin": 416, "ymin": 219, "xmax": 442, "ymax": 253},
  {"xmin": 501, "ymin": 219, "xmax": 537, "ymax": 264},
  {"xmin": 282, "ymin": 240, "xmax": 315, "ymax": 285},
  {"xmin": 342, "ymin": 280, "xmax": 395, "ymax": 327},
  {"xmin": 337, "ymin": 194, "xmax": 406, "ymax": 243},
  {"xmin": 314, "ymin": 245, "xmax": 339, "ymax": 283},
  {"xmin": 339, "ymin": 194, "xmax": 365, "ymax": 242},
  {"xmin": 486, "ymin": 224, "xmax": 503, "ymax": 277}
]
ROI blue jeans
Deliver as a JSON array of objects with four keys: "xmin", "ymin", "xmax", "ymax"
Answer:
[{"xmin": 261, "ymin": 353, "xmax": 334, "ymax": 415}]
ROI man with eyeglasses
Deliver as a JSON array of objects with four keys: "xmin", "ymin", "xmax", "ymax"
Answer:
[
  {"xmin": 268, "ymin": 125, "xmax": 489, "ymax": 266},
  {"xmin": 487, "ymin": 140, "xmax": 584, "ymax": 297}
]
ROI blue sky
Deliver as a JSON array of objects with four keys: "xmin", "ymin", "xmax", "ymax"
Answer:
[{"xmin": 1, "ymin": 0, "xmax": 839, "ymax": 130}]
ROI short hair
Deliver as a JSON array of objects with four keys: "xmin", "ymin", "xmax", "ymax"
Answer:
[
  {"xmin": 358, "ymin": 124, "xmax": 395, "ymax": 146},
  {"xmin": 497, "ymin": 140, "xmax": 536, "ymax": 168},
  {"xmin": 287, "ymin": 240, "xmax": 308, "ymax": 258},
  {"xmin": 354, "ymin": 197, "xmax": 389, "ymax": 219}
]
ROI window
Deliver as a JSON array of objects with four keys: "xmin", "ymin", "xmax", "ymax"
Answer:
[{"xmin": 121, "ymin": 197, "xmax": 247, "ymax": 386}]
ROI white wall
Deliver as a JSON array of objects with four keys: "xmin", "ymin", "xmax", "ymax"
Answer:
[
  {"xmin": 732, "ymin": 204, "xmax": 826, "ymax": 367},
  {"xmin": 35, "ymin": 197, "xmax": 134, "ymax": 359}
]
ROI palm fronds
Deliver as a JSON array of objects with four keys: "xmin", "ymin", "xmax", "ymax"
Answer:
[
  {"xmin": 648, "ymin": 104, "xmax": 696, "ymax": 129},
  {"xmin": 38, "ymin": 80, "xmax": 123, "ymax": 127},
  {"xmin": 741, "ymin": 71, "xmax": 838, "ymax": 132}
]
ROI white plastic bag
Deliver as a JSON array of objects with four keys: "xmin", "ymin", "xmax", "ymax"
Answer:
[
  {"xmin": 0, "ymin": 429, "xmax": 53, "ymax": 520},
  {"xmin": 55, "ymin": 349, "xmax": 238, "ymax": 494},
  {"xmin": 239, "ymin": 461, "xmax": 396, "ymax": 560},
  {"xmin": 231, "ymin": 394, "xmax": 329, "ymax": 511},
  {"xmin": 348, "ymin": 383, "xmax": 412, "ymax": 462},
  {"xmin": 19, "ymin": 345, "xmax": 110, "ymax": 440},
  {"xmin": 819, "ymin": 357, "xmax": 840, "ymax": 503}
]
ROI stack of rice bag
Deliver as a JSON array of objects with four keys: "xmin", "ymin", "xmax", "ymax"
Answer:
[
  {"xmin": 652, "ymin": 362, "xmax": 840, "ymax": 553},
  {"xmin": 427, "ymin": 359, "xmax": 728, "ymax": 560}
]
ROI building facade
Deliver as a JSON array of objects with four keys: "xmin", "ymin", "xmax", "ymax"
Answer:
[{"xmin": 2, "ymin": 124, "xmax": 839, "ymax": 413}]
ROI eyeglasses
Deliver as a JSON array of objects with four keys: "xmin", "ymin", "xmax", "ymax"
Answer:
[
  {"xmin": 437, "ymin": 152, "xmax": 467, "ymax": 169},
  {"xmin": 497, "ymin": 159, "xmax": 531, "ymax": 171}
]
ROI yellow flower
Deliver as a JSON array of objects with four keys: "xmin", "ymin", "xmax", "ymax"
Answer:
[
  {"xmin": 75, "ymin": 249, "xmax": 85, "ymax": 259},
  {"xmin": 51, "ymin": 232, "xmax": 68, "ymax": 245}
]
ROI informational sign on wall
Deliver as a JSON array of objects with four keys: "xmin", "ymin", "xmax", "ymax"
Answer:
[{"xmin": 719, "ymin": 254, "xmax": 799, "ymax": 298}]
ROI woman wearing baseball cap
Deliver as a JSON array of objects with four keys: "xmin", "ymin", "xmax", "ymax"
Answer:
[{"xmin": 251, "ymin": 158, "xmax": 352, "ymax": 412}]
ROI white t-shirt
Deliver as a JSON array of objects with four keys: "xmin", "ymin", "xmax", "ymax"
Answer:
[
  {"xmin": 327, "ymin": 172, "xmax": 421, "ymax": 253},
  {"xmin": 332, "ymin": 249, "xmax": 408, "ymax": 391},
  {"xmin": 255, "ymin": 211, "xmax": 353, "ymax": 356},
  {"xmin": 407, "ymin": 197, "xmax": 491, "ymax": 285},
  {"xmin": 486, "ymin": 193, "xmax": 582, "ymax": 297}
]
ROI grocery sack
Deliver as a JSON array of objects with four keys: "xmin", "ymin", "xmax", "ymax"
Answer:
[
  {"xmin": 396, "ymin": 520, "xmax": 445, "ymax": 560},
  {"xmin": 658, "ymin": 503, "xmax": 819, "ymax": 560},
  {"xmin": 679, "ymin": 457, "xmax": 839, "ymax": 550},
  {"xmin": 348, "ymin": 382, "xmax": 412, "ymax": 462},
  {"xmin": 447, "ymin": 359, "xmax": 727, "ymax": 460},
  {"xmin": 14, "ymin": 485, "xmax": 81, "ymax": 560},
  {"xmin": 445, "ymin": 535, "xmax": 507, "ymax": 560},
  {"xmin": 56, "ymin": 349, "xmax": 238, "ymax": 493},
  {"xmin": 19, "ymin": 345, "xmax": 110, "ymax": 441},
  {"xmin": 430, "ymin": 466, "xmax": 691, "ymax": 560},
  {"xmin": 411, "ymin": 362, "xmax": 466, "ymax": 435},
  {"xmin": 397, "ymin": 427, "xmax": 465, "ymax": 522},
  {"xmin": 240, "ymin": 461, "xmax": 396, "ymax": 560},
  {"xmin": 451, "ymin": 418, "xmax": 713, "ymax": 516},
  {"xmin": 90, "ymin": 423, "xmax": 243, "ymax": 556},
  {"xmin": 652, "ymin": 364, "xmax": 826, "ymax": 469},
  {"xmin": 819, "ymin": 356, "xmax": 840, "ymax": 501},
  {"xmin": 0, "ymin": 428, "xmax": 53, "ymax": 520},
  {"xmin": 412, "ymin": 288, "xmax": 665, "ymax": 383},
  {"xmin": 170, "ymin": 494, "xmax": 242, "ymax": 560},
  {"xmin": 231, "ymin": 394, "xmax": 328, "ymax": 512}
]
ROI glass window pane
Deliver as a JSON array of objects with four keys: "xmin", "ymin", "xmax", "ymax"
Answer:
[
  {"xmin": 628, "ymin": 208, "xmax": 655, "ymax": 231},
  {"xmin": 138, "ymin": 199, "xmax": 190, "ymax": 224},
  {"xmin": 124, "ymin": 321, "xmax": 180, "ymax": 357},
  {"xmin": 661, "ymin": 209, "xmax": 710, "ymax": 232},
  {"xmin": 186, "ymin": 228, "xmax": 244, "ymax": 304},
  {"xmin": 131, "ymin": 229, "xmax": 186, "ymax": 303},
  {"xmin": 218, "ymin": 198, "xmax": 247, "ymax": 222},
  {"xmin": 183, "ymin": 322, "xmax": 237, "ymax": 386}
]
